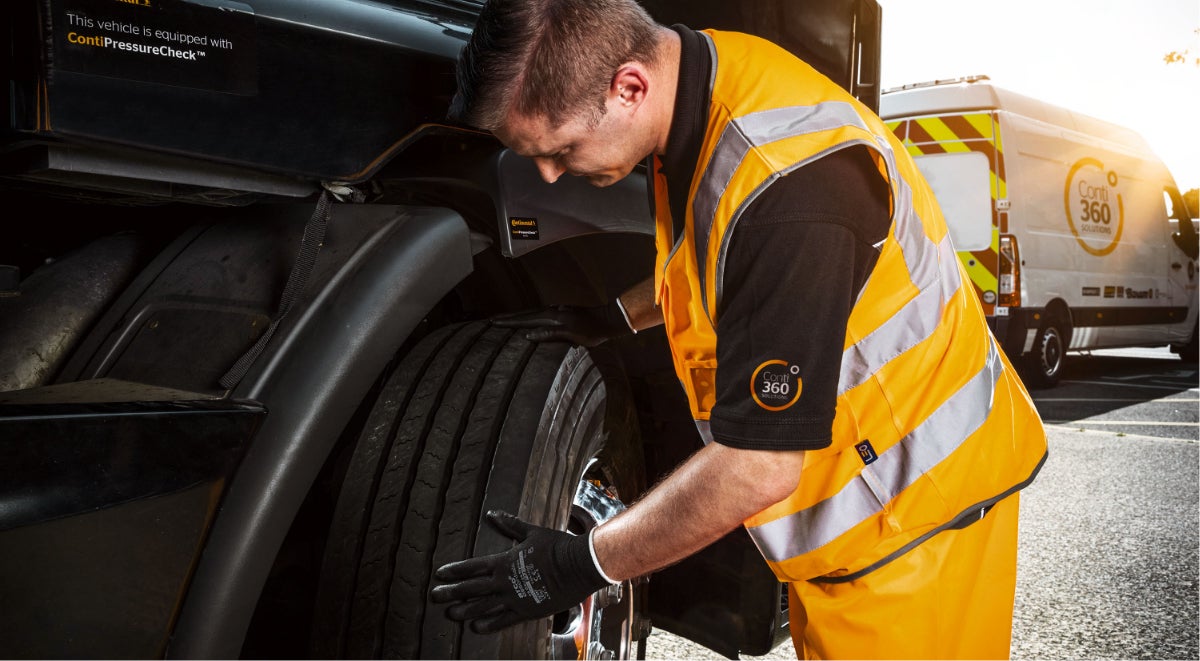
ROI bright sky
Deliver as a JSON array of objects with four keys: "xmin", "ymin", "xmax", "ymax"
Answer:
[{"xmin": 877, "ymin": 0, "xmax": 1200, "ymax": 191}]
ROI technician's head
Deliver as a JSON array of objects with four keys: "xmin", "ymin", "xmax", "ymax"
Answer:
[{"xmin": 449, "ymin": 0, "xmax": 670, "ymax": 186}]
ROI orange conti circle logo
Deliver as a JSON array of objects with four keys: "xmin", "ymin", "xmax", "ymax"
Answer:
[
  {"xmin": 1064, "ymin": 157, "xmax": 1124, "ymax": 256},
  {"xmin": 750, "ymin": 360, "xmax": 802, "ymax": 411}
]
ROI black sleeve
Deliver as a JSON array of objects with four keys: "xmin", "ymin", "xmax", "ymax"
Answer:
[{"xmin": 709, "ymin": 145, "xmax": 891, "ymax": 451}]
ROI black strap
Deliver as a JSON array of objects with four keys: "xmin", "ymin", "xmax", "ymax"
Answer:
[{"xmin": 219, "ymin": 190, "xmax": 332, "ymax": 390}]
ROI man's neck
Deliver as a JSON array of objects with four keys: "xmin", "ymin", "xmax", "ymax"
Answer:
[
  {"xmin": 651, "ymin": 27, "xmax": 681, "ymax": 156},
  {"xmin": 660, "ymin": 25, "xmax": 711, "ymax": 176}
]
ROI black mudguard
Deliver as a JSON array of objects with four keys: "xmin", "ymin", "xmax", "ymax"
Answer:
[
  {"xmin": 167, "ymin": 203, "xmax": 474, "ymax": 658},
  {"xmin": 2, "ymin": 201, "xmax": 472, "ymax": 659}
]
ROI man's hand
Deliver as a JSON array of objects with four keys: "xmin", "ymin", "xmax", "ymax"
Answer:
[
  {"xmin": 492, "ymin": 302, "xmax": 632, "ymax": 347},
  {"xmin": 430, "ymin": 510, "xmax": 610, "ymax": 634}
]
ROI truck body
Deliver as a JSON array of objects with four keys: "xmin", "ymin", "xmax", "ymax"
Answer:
[
  {"xmin": 0, "ymin": 1, "xmax": 882, "ymax": 658},
  {"xmin": 880, "ymin": 77, "xmax": 1199, "ymax": 387}
]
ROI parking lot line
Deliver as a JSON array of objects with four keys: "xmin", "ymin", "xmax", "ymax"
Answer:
[
  {"xmin": 1042, "ymin": 424, "xmax": 1200, "ymax": 443},
  {"xmin": 1033, "ymin": 397, "xmax": 1199, "ymax": 402},
  {"xmin": 1059, "ymin": 380, "xmax": 1196, "ymax": 391},
  {"xmin": 1047, "ymin": 420, "xmax": 1198, "ymax": 426}
]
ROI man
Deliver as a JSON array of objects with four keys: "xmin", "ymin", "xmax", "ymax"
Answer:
[{"xmin": 430, "ymin": 0, "xmax": 1048, "ymax": 657}]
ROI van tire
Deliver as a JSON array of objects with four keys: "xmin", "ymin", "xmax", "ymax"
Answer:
[
  {"xmin": 1173, "ymin": 323, "xmax": 1198, "ymax": 363},
  {"xmin": 1024, "ymin": 320, "xmax": 1066, "ymax": 389},
  {"xmin": 311, "ymin": 320, "xmax": 645, "ymax": 660}
]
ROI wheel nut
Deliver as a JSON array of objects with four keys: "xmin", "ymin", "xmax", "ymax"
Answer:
[{"xmin": 594, "ymin": 582, "xmax": 623, "ymax": 608}]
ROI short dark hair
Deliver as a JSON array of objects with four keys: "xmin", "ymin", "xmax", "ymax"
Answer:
[{"xmin": 449, "ymin": 0, "xmax": 661, "ymax": 130}]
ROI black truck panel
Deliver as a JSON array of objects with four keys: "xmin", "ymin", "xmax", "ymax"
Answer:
[
  {"xmin": 1, "ymin": 1, "xmax": 884, "ymax": 657},
  {"xmin": 0, "ymin": 388, "xmax": 265, "ymax": 658},
  {"xmin": 25, "ymin": 0, "xmax": 473, "ymax": 181}
]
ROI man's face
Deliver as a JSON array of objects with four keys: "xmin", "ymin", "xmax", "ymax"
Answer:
[{"xmin": 495, "ymin": 104, "xmax": 646, "ymax": 188}]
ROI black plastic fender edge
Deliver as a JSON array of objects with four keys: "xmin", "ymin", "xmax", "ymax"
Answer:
[{"xmin": 167, "ymin": 205, "xmax": 473, "ymax": 659}]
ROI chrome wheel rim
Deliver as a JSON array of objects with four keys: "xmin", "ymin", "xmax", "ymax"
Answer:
[
  {"xmin": 549, "ymin": 464, "xmax": 637, "ymax": 660},
  {"xmin": 1041, "ymin": 327, "xmax": 1063, "ymax": 378}
]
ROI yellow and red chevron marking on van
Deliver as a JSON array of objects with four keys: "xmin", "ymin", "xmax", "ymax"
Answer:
[{"xmin": 887, "ymin": 113, "xmax": 1007, "ymax": 314}]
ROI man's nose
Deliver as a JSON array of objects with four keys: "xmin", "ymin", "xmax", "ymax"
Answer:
[{"xmin": 533, "ymin": 157, "xmax": 565, "ymax": 184}]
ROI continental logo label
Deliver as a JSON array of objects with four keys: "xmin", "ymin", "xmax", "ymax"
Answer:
[
  {"xmin": 509, "ymin": 217, "xmax": 540, "ymax": 241},
  {"xmin": 889, "ymin": 112, "xmax": 1002, "ymax": 310},
  {"xmin": 750, "ymin": 360, "xmax": 802, "ymax": 411},
  {"xmin": 1064, "ymin": 158, "xmax": 1124, "ymax": 256}
]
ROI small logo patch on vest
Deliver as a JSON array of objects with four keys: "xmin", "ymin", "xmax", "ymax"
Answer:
[
  {"xmin": 855, "ymin": 440, "xmax": 878, "ymax": 466},
  {"xmin": 749, "ymin": 360, "xmax": 802, "ymax": 411}
]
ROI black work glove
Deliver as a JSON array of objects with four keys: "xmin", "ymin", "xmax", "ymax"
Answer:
[
  {"xmin": 430, "ymin": 510, "xmax": 611, "ymax": 634},
  {"xmin": 492, "ymin": 302, "xmax": 632, "ymax": 347}
]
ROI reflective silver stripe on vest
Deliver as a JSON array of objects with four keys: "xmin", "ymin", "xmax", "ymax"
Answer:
[
  {"xmin": 745, "ymin": 340, "xmax": 1005, "ymax": 564},
  {"xmin": 838, "ymin": 233, "xmax": 961, "ymax": 395},
  {"xmin": 695, "ymin": 419, "xmax": 714, "ymax": 446},
  {"xmin": 691, "ymin": 100, "xmax": 874, "ymax": 316},
  {"xmin": 834, "ymin": 138, "xmax": 964, "ymax": 395}
]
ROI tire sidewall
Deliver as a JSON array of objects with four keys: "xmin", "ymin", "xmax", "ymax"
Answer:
[{"xmin": 469, "ymin": 344, "xmax": 643, "ymax": 660}]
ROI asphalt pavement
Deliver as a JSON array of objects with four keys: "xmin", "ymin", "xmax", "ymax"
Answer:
[
  {"xmin": 646, "ymin": 348, "xmax": 1199, "ymax": 660},
  {"xmin": 1011, "ymin": 425, "xmax": 1198, "ymax": 659}
]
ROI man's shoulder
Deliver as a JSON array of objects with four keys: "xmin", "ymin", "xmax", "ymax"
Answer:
[
  {"xmin": 740, "ymin": 146, "xmax": 890, "ymax": 239},
  {"xmin": 706, "ymin": 29, "xmax": 840, "ymax": 111}
]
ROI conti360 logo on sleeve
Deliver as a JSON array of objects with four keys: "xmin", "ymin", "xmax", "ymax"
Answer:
[
  {"xmin": 1064, "ymin": 157, "xmax": 1125, "ymax": 256},
  {"xmin": 750, "ymin": 360, "xmax": 802, "ymax": 411}
]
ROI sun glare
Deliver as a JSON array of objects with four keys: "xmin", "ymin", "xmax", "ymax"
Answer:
[{"xmin": 878, "ymin": 0, "xmax": 1200, "ymax": 191}]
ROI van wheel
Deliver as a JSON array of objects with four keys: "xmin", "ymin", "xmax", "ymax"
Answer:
[
  {"xmin": 311, "ymin": 320, "xmax": 646, "ymax": 660},
  {"xmin": 1024, "ymin": 320, "xmax": 1065, "ymax": 389}
]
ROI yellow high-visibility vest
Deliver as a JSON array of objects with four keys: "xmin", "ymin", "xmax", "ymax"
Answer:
[{"xmin": 653, "ymin": 29, "xmax": 1048, "ymax": 582}]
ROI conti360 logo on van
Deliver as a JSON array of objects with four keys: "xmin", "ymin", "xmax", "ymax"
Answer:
[{"xmin": 1064, "ymin": 157, "xmax": 1125, "ymax": 256}]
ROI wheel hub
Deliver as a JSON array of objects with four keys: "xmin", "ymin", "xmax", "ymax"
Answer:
[{"xmin": 549, "ymin": 473, "xmax": 639, "ymax": 660}]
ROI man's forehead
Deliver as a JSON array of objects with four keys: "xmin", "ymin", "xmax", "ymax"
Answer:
[
  {"xmin": 497, "ymin": 112, "xmax": 574, "ymax": 155},
  {"xmin": 497, "ymin": 112, "xmax": 551, "ymax": 143}
]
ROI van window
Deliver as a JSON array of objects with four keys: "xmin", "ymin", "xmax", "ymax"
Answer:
[
  {"xmin": 1163, "ymin": 189, "xmax": 1193, "ymax": 221},
  {"xmin": 913, "ymin": 152, "xmax": 993, "ymax": 251},
  {"xmin": 1166, "ymin": 187, "xmax": 1200, "ymax": 260}
]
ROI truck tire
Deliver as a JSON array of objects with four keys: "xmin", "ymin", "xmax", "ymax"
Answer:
[
  {"xmin": 1024, "ymin": 318, "xmax": 1066, "ymax": 389},
  {"xmin": 311, "ymin": 320, "xmax": 645, "ymax": 660}
]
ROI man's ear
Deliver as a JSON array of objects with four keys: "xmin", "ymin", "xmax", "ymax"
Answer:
[{"xmin": 610, "ymin": 64, "xmax": 649, "ymax": 109}]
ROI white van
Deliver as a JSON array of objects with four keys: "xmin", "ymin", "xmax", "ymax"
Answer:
[{"xmin": 880, "ymin": 76, "xmax": 1199, "ymax": 387}]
